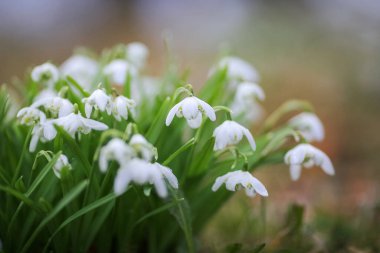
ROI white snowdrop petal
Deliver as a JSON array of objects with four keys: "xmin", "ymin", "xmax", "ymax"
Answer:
[
  {"xmin": 29, "ymin": 134, "xmax": 39, "ymax": 152},
  {"xmin": 186, "ymin": 113, "xmax": 202, "ymax": 129},
  {"xmin": 82, "ymin": 118, "xmax": 108, "ymax": 131},
  {"xmin": 250, "ymin": 177, "xmax": 268, "ymax": 197},
  {"xmin": 165, "ymin": 102, "xmax": 181, "ymax": 126},
  {"xmin": 290, "ymin": 165, "xmax": 302, "ymax": 181},
  {"xmin": 196, "ymin": 97, "xmax": 216, "ymax": 121},
  {"xmin": 242, "ymin": 128, "xmax": 256, "ymax": 151},
  {"xmin": 114, "ymin": 168, "xmax": 131, "ymax": 195}
]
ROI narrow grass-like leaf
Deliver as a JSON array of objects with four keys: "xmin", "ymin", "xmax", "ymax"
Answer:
[
  {"xmin": 163, "ymin": 138, "xmax": 195, "ymax": 166},
  {"xmin": 20, "ymin": 180, "xmax": 88, "ymax": 253}
]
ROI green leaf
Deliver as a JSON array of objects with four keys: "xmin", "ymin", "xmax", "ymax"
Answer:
[
  {"xmin": 145, "ymin": 97, "xmax": 171, "ymax": 144},
  {"xmin": 20, "ymin": 180, "xmax": 88, "ymax": 253},
  {"xmin": 43, "ymin": 193, "xmax": 117, "ymax": 253},
  {"xmin": 188, "ymin": 137, "xmax": 215, "ymax": 177},
  {"xmin": 199, "ymin": 66, "xmax": 227, "ymax": 103},
  {"xmin": 66, "ymin": 75, "xmax": 90, "ymax": 97},
  {"xmin": 162, "ymin": 137, "xmax": 195, "ymax": 166}
]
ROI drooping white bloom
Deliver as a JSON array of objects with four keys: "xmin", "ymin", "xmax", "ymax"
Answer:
[
  {"xmin": 33, "ymin": 89, "xmax": 57, "ymax": 102},
  {"xmin": 212, "ymin": 170, "xmax": 268, "ymax": 197},
  {"xmin": 284, "ymin": 144, "xmax": 335, "ymax": 181},
  {"xmin": 210, "ymin": 57, "xmax": 259, "ymax": 83},
  {"xmin": 114, "ymin": 159, "xmax": 178, "ymax": 197},
  {"xmin": 103, "ymin": 59, "xmax": 137, "ymax": 86},
  {"xmin": 53, "ymin": 154, "xmax": 71, "ymax": 179},
  {"xmin": 213, "ymin": 120, "xmax": 256, "ymax": 151},
  {"xmin": 129, "ymin": 134, "xmax": 156, "ymax": 162},
  {"xmin": 29, "ymin": 120, "xmax": 57, "ymax": 152},
  {"xmin": 82, "ymin": 89, "xmax": 112, "ymax": 118},
  {"xmin": 111, "ymin": 95, "xmax": 136, "ymax": 121},
  {"xmin": 60, "ymin": 55, "xmax": 99, "ymax": 90},
  {"xmin": 231, "ymin": 82, "xmax": 265, "ymax": 123},
  {"xmin": 288, "ymin": 112, "xmax": 325, "ymax": 142},
  {"xmin": 31, "ymin": 97, "xmax": 74, "ymax": 118},
  {"xmin": 126, "ymin": 42, "xmax": 149, "ymax": 69},
  {"xmin": 166, "ymin": 96, "xmax": 216, "ymax": 129},
  {"xmin": 31, "ymin": 62, "xmax": 60, "ymax": 88},
  {"xmin": 99, "ymin": 138, "xmax": 135, "ymax": 172},
  {"xmin": 17, "ymin": 107, "xmax": 46, "ymax": 126},
  {"xmin": 53, "ymin": 112, "xmax": 108, "ymax": 137}
]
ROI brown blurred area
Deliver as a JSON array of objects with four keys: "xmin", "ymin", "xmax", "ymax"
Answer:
[{"xmin": 1, "ymin": 0, "xmax": 380, "ymax": 248}]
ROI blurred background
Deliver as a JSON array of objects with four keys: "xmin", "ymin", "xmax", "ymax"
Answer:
[{"xmin": 1, "ymin": 0, "xmax": 379, "ymax": 251}]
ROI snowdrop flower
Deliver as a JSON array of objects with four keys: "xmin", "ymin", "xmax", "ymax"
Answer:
[
  {"xmin": 29, "ymin": 120, "xmax": 57, "ymax": 152},
  {"xmin": 31, "ymin": 97, "xmax": 74, "ymax": 118},
  {"xmin": 98, "ymin": 138, "xmax": 135, "ymax": 172},
  {"xmin": 33, "ymin": 89, "xmax": 57, "ymax": 102},
  {"xmin": 213, "ymin": 120, "xmax": 256, "ymax": 151},
  {"xmin": 126, "ymin": 42, "xmax": 149, "ymax": 69},
  {"xmin": 31, "ymin": 62, "xmax": 60, "ymax": 88},
  {"xmin": 288, "ymin": 112, "xmax": 325, "ymax": 142},
  {"xmin": 284, "ymin": 144, "xmax": 335, "ymax": 181},
  {"xmin": 103, "ymin": 59, "xmax": 137, "ymax": 86},
  {"xmin": 166, "ymin": 96, "xmax": 216, "ymax": 129},
  {"xmin": 114, "ymin": 159, "xmax": 176, "ymax": 198},
  {"xmin": 154, "ymin": 163, "xmax": 179, "ymax": 189},
  {"xmin": 82, "ymin": 89, "xmax": 112, "ymax": 118},
  {"xmin": 111, "ymin": 95, "xmax": 136, "ymax": 121},
  {"xmin": 53, "ymin": 112, "xmax": 108, "ymax": 137},
  {"xmin": 53, "ymin": 154, "xmax": 71, "ymax": 179},
  {"xmin": 129, "ymin": 134, "xmax": 156, "ymax": 162},
  {"xmin": 60, "ymin": 55, "xmax": 99, "ymax": 90},
  {"xmin": 17, "ymin": 107, "xmax": 46, "ymax": 126},
  {"xmin": 231, "ymin": 82, "xmax": 265, "ymax": 123},
  {"xmin": 212, "ymin": 170, "xmax": 268, "ymax": 197},
  {"xmin": 210, "ymin": 57, "xmax": 259, "ymax": 84}
]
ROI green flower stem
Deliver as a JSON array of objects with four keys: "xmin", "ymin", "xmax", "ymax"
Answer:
[{"xmin": 12, "ymin": 128, "xmax": 32, "ymax": 184}]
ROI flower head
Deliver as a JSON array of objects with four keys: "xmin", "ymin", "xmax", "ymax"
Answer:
[
  {"xmin": 111, "ymin": 95, "xmax": 136, "ymax": 121},
  {"xmin": 213, "ymin": 120, "xmax": 256, "ymax": 151},
  {"xmin": 17, "ymin": 107, "xmax": 46, "ymax": 126},
  {"xmin": 231, "ymin": 82, "xmax": 265, "ymax": 123},
  {"xmin": 126, "ymin": 42, "xmax": 149, "ymax": 69},
  {"xmin": 60, "ymin": 55, "xmax": 99, "ymax": 90},
  {"xmin": 31, "ymin": 62, "xmax": 60, "ymax": 88},
  {"xmin": 103, "ymin": 59, "xmax": 137, "ymax": 86},
  {"xmin": 166, "ymin": 96, "xmax": 216, "ymax": 129},
  {"xmin": 53, "ymin": 112, "xmax": 108, "ymax": 137},
  {"xmin": 99, "ymin": 138, "xmax": 135, "ymax": 172},
  {"xmin": 211, "ymin": 57, "xmax": 259, "ymax": 83},
  {"xmin": 284, "ymin": 144, "xmax": 335, "ymax": 181},
  {"xmin": 129, "ymin": 134, "xmax": 156, "ymax": 162},
  {"xmin": 114, "ymin": 159, "xmax": 178, "ymax": 198},
  {"xmin": 212, "ymin": 170, "xmax": 268, "ymax": 197},
  {"xmin": 82, "ymin": 89, "xmax": 112, "ymax": 118},
  {"xmin": 31, "ymin": 97, "xmax": 74, "ymax": 118},
  {"xmin": 53, "ymin": 154, "xmax": 72, "ymax": 179},
  {"xmin": 288, "ymin": 112, "xmax": 324, "ymax": 142},
  {"xmin": 29, "ymin": 120, "xmax": 57, "ymax": 152}
]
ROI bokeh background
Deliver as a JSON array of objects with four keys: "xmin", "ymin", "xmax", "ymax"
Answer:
[{"xmin": 1, "ymin": 0, "xmax": 380, "ymax": 251}]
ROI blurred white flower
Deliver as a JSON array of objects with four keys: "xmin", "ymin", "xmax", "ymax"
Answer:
[
  {"xmin": 166, "ymin": 96, "xmax": 216, "ymax": 129},
  {"xmin": 53, "ymin": 112, "xmax": 108, "ymax": 137},
  {"xmin": 17, "ymin": 107, "xmax": 46, "ymax": 126},
  {"xmin": 288, "ymin": 112, "xmax": 325, "ymax": 142},
  {"xmin": 31, "ymin": 62, "xmax": 60, "ymax": 88},
  {"xmin": 32, "ymin": 97, "xmax": 74, "ymax": 118},
  {"xmin": 126, "ymin": 42, "xmax": 149, "ymax": 69},
  {"xmin": 154, "ymin": 162, "xmax": 178, "ymax": 189},
  {"xmin": 29, "ymin": 120, "xmax": 57, "ymax": 152},
  {"xmin": 210, "ymin": 57, "xmax": 259, "ymax": 85},
  {"xmin": 53, "ymin": 154, "xmax": 71, "ymax": 179},
  {"xmin": 60, "ymin": 55, "xmax": 99, "ymax": 91},
  {"xmin": 82, "ymin": 89, "xmax": 112, "ymax": 118},
  {"xmin": 111, "ymin": 95, "xmax": 136, "ymax": 121},
  {"xmin": 212, "ymin": 170, "xmax": 268, "ymax": 198},
  {"xmin": 129, "ymin": 134, "xmax": 156, "ymax": 162},
  {"xmin": 213, "ymin": 120, "xmax": 256, "ymax": 151},
  {"xmin": 114, "ymin": 159, "xmax": 175, "ymax": 198},
  {"xmin": 99, "ymin": 138, "xmax": 135, "ymax": 172},
  {"xmin": 231, "ymin": 82, "xmax": 265, "ymax": 123},
  {"xmin": 103, "ymin": 59, "xmax": 137, "ymax": 86},
  {"xmin": 284, "ymin": 144, "xmax": 335, "ymax": 181},
  {"xmin": 33, "ymin": 89, "xmax": 57, "ymax": 102}
]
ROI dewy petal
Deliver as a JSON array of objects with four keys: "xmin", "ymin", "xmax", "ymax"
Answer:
[
  {"xmin": 186, "ymin": 112, "xmax": 202, "ymax": 129},
  {"xmin": 250, "ymin": 177, "xmax": 268, "ymax": 196},
  {"xmin": 242, "ymin": 128, "xmax": 256, "ymax": 151},
  {"xmin": 195, "ymin": 97, "xmax": 216, "ymax": 121},
  {"xmin": 114, "ymin": 167, "xmax": 131, "ymax": 195},
  {"xmin": 165, "ymin": 102, "xmax": 181, "ymax": 126},
  {"xmin": 82, "ymin": 118, "xmax": 108, "ymax": 131}
]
